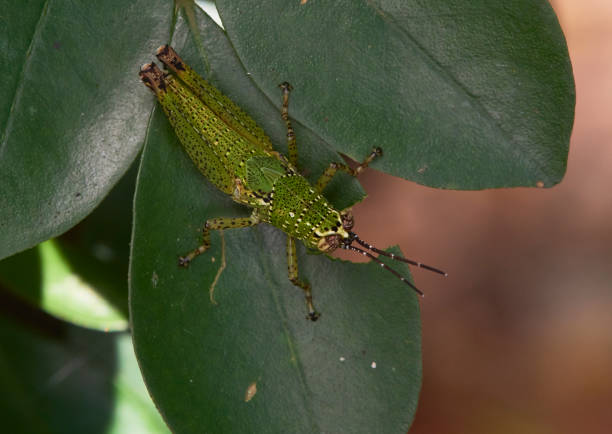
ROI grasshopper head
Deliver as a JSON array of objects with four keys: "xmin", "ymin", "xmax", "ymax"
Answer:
[
  {"xmin": 316, "ymin": 210, "xmax": 354, "ymax": 253},
  {"xmin": 139, "ymin": 62, "xmax": 167, "ymax": 94}
]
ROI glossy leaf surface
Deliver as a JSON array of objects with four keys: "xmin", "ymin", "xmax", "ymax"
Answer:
[{"xmin": 0, "ymin": 0, "xmax": 173, "ymax": 260}]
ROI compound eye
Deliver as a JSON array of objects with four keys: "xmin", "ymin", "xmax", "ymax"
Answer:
[
  {"xmin": 340, "ymin": 210, "xmax": 354, "ymax": 231},
  {"xmin": 317, "ymin": 234, "xmax": 341, "ymax": 252}
]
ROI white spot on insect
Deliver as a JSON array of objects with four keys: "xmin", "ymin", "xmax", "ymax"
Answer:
[
  {"xmin": 306, "ymin": 222, "xmax": 312, "ymax": 226},
  {"xmin": 309, "ymin": 189, "xmax": 315, "ymax": 194},
  {"xmin": 371, "ymin": 361, "xmax": 377, "ymax": 369},
  {"xmin": 380, "ymin": 263, "xmax": 385, "ymax": 267},
  {"xmin": 289, "ymin": 212, "xmax": 295, "ymax": 218}
]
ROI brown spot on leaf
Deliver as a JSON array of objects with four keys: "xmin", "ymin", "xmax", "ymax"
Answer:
[{"xmin": 245, "ymin": 381, "xmax": 257, "ymax": 402}]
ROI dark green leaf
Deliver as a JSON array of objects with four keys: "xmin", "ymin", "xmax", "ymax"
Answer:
[
  {"xmin": 0, "ymin": 0, "xmax": 174, "ymax": 260},
  {"xmin": 217, "ymin": 0, "xmax": 575, "ymax": 189}
]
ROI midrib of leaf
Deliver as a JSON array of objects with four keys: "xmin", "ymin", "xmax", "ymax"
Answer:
[
  {"xmin": 250, "ymin": 226, "xmax": 322, "ymax": 433},
  {"xmin": 0, "ymin": 0, "xmax": 49, "ymax": 157},
  {"xmin": 372, "ymin": 4, "xmax": 551, "ymax": 177}
]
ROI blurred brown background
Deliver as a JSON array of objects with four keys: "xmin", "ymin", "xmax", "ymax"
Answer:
[{"xmin": 341, "ymin": 1, "xmax": 611, "ymax": 433}]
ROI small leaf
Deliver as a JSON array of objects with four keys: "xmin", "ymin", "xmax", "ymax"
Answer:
[{"xmin": 0, "ymin": 239, "xmax": 127, "ymax": 331}]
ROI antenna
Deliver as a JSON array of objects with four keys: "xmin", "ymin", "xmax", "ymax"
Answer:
[
  {"xmin": 352, "ymin": 234, "xmax": 447, "ymax": 276},
  {"xmin": 342, "ymin": 232, "xmax": 447, "ymax": 296}
]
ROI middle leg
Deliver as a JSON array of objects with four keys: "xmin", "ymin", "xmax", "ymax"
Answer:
[{"xmin": 287, "ymin": 235, "xmax": 319, "ymax": 321}]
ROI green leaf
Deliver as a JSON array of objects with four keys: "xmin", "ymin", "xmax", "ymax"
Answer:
[
  {"xmin": 130, "ymin": 8, "xmax": 419, "ymax": 433},
  {"xmin": 0, "ymin": 309, "xmax": 168, "ymax": 434},
  {"xmin": 0, "ymin": 239, "xmax": 127, "ymax": 331},
  {"xmin": 216, "ymin": 0, "xmax": 575, "ymax": 189},
  {"xmin": 0, "ymin": 0, "xmax": 174, "ymax": 260}
]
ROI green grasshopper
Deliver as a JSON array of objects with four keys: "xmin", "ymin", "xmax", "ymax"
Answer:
[{"xmin": 139, "ymin": 45, "xmax": 445, "ymax": 320}]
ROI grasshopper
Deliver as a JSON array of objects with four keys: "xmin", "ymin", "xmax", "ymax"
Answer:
[{"xmin": 139, "ymin": 45, "xmax": 445, "ymax": 320}]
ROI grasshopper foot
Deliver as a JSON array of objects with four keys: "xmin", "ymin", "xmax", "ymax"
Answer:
[
  {"xmin": 278, "ymin": 81, "xmax": 293, "ymax": 92},
  {"xmin": 307, "ymin": 310, "xmax": 320, "ymax": 322},
  {"xmin": 178, "ymin": 245, "xmax": 208, "ymax": 268}
]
